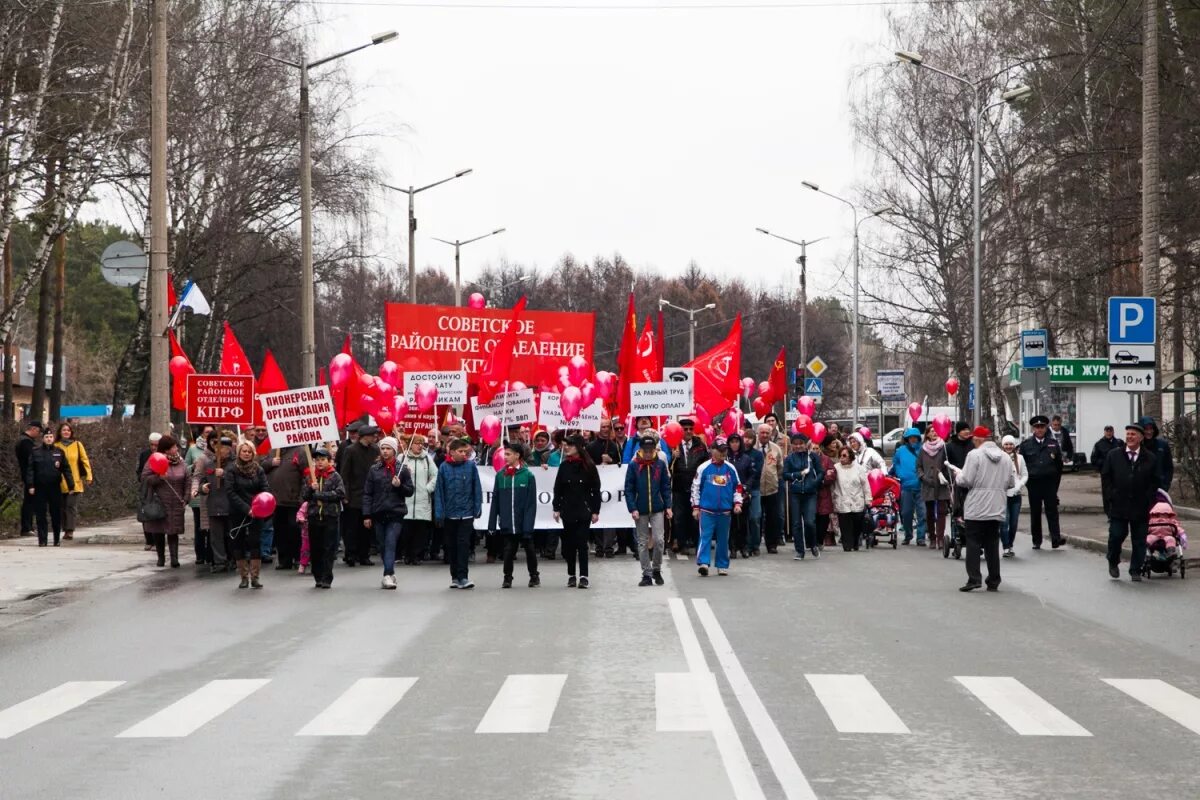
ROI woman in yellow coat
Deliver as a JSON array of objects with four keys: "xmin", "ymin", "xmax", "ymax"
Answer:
[{"xmin": 55, "ymin": 422, "xmax": 92, "ymax": 540}]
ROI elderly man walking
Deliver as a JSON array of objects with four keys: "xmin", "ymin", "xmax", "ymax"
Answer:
[
  {"xmin": 954, "ymin": 426, "xmax": 1015, "ymax": 592},
  {"xmin": 1101, "ymin": 424, "xmax": 1160, "ymax": 582}
]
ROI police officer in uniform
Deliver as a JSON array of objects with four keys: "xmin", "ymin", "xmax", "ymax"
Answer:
[{"xmin": 1018, "ymin": 415, "xmax": 1064, "ymax": 549}]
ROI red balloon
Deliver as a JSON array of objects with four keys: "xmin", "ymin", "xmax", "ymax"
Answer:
[
  {"xmin": 907, "ymin": 402, "xmax": 923, "ymax": 422},
  {"xmin": 415, "ymin": 381, "xmax": 438, "ymax": 413},
  {"xmin": 328, "ymin": 353, "xmax": 354, "ymax": 389},
  {"xmin": 694, "ymin": 404, "xmax": 712, "ymax": 427},
  {"xmin": 251, "ymin": 492, "xmax": 276, "ymax": 519},
  {"xmin": 374, "ymin": 405, "xmax": 395, "ymax": 434},
  {"xmin": 797, "ymin": 396, "xmax": 816, "ymax": 418},
  {"xmin": 393, "ymin": 395, "xmax": 409, "ymax": 421},
  {"xmin": 480, "ymin": 414, "xmax": 502, "ymax": 445},
  {"xmin": 752, "ymin": 396, "xmax": 770, "ymax": 417},
  {"xmin": 932, "ymin": 413, "xmax": 952, "ymax": 440},
  {"xmin": 580, "ymin": 381, "xmax": 597, "ymax": 409},
  {"xmin": 468, "ymin": 292, "xmax": 486, "ymax": 310},
  {"xmin": 169, "ymin": 356, "xmax": 191, "ymax": 378},
  {"xmin": 662, "ymin": 421, "xmax": 684, "ymax": 449},
  {"xmin": 867, "ymin": 469, "xmax": 886, "ymax": 497},
  {"xmin": 491, "ymin": 448, "xmax": 506, "ymax": 471},
  {"xmin": 358, "ymin": 372, "xmax": 375, "ymax": 393},
  {"xmin": 560, "ymin": 386, "xmax": 583, "ymax": 421},
  {"xmin": 811, "ymin": 422, "xmax": 827, "ymax": 443},
  {"xmin": 147, "ymin": 451, "xmax": 169, "ymax": 476},
  {"xmin": 378, "ymin": 360, "xmax": 400, "ymax": 386},
  {"xmin": 594, "ymin": 371, "xmax": 616, "ymax": 401},
  {"xmin": 721, "ymin": 411, "xmax": 740, "ymax": 436},
  {"xmin": 510, "ymin": 381, "xmax": 528, "ymax": 392},
  {"xmin": 795, "ymin": 413, "xmax": 813, "ymax": 437},
  {"xmin": 568, "ymin": 356, "xmax": 591, "ymax": 386},
  {"xmin": 758, "ymin": 380, "xmax": 771, "ymax": 397},
  {"xmin": 945, "ymin": 377, "xmax": 960, "ymax": 396},
  {"xmin": 359, "ymin": 393, "xmax": 379, "ymax": 417}
]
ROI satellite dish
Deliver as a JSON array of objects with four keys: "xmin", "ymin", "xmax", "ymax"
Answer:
[{"xmin": 100, "ymin": 241, "xmax": 147, "ymax": 287}]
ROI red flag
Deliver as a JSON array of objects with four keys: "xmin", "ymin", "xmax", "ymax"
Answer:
[
  {"xmin": 253, "ymin": 349, "xmax": 289, "ymax": 426},
  {"xmin": 655, "ymin": 309, "xmax": 665, "ymax": 378},
  {"xmin": 219, "ymin": 321, "xmax": 253, "ymax": 377},
  {"xmin": 684, "ymin": 314, "xmax": 742, "ymax": 418},
  {"xmin": 478, "ymin": 296, "xmax": 528, "ymax": 404},
  {"xmin": 318, "ymin": 367, "xmax": 327, "ymax": 386},
  {"xmin": 631, "ymin": 319, "xmax": 658, "ymax": 384},
  {"xmin": 167, "ymin": 280, "xmax": 177, "ymax": 311},
  {"xmin": 764, "ymin": 346, "xmax": 787, "ymax": 406},
  {"xmin": 614, "ymin": 293, "xmax": 638, "ymax": 420},
  {"xmin": 167, "ymin": 330, "xmax": 194, "ymax": 411}
]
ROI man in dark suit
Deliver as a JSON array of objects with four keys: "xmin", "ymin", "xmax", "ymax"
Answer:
[{"xmin": 1100, "ymin": 424, "xmax": 1160, "ymax": 582}]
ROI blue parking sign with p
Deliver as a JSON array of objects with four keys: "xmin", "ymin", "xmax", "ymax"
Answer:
[{"xmin": 1107, "ymin": 297, "xmax": 1156, "ymax": 345}]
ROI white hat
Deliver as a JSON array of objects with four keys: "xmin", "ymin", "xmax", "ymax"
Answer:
[
  {"xmin": 378, "ymin": 436, "xmax": 400, "ymax": 453},
  {"xmin": 1001, "ymin": 435, "xmax": 1018, "ymax": 447},
  {"xmin": 149, "ymin": 432, "xmax": 162, "ymax": 444}
]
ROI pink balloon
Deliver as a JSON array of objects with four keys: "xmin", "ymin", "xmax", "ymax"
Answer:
[
  {"xmin": 693, "ymin": 404, "xmax": 711, "ymax": 427},
  {"xmin": 858, "ymin": 426, "xmax": 872, "ymax": 440},
  {"xmin": 560, "ymin": 386, "xmax": 583, "ymax": 421},
  {"xmin": 758, "ymin": 380, "xmax": 771, "ymax": 397},
  {"xmin": 797, "ymin": 396, "xmax": 816, "ymax": 418},
  {"xmin": 594, "ymin": 371, "xmax": 615, "ymax": 400},
  {"xmin": 867, "ymin": 469, "xmax": 886, "ymax": 497},
  {"xmin": 468, "ymin": 292, "xmax": 486, "ymax": 310},
  {"xmin": 359, "ymin": 393, "xmax": 379, "ymax": 417},
  {"xmin": 811, "ymin": 422, "xmax": 827, "ymax": 443},
  {"xmin": 393, "ymin": 395, "xmax": 409, "ymax": 420},
  {"xmin": 741, "ymin": 377, "xmax": 755, "ymax": 398},
  {"xmin": 557, "ymin": 365, "xmax": 572, "ymax": 384},
  {"xmin": 250, "ymin": 492, "xmax": 276, "ymax": 519},
  {"xmin": 491, "ymin": 448, "xmax": 506, "ymax": 471},
  {"xmin": 703, "ymin": 425, "xmax": 715, "ymax": 442},
  {"xmin": 373, "ymin": 378, "xmax": 394, "ymax": 397},
  {"xmin": 479, "ymin": 414, "xmax": 502, "ymax": 445},
  {"xmin": 568, "ymin": 356, "xmax": 591, "ymax": 386},
  {"xmin": 794, "ymin": 413, "xmax": 813, "ymax": 437},
  {"xmin": 557, "ymin": 375, "xmax": 572, "ymax": 392},
  {"xmin": 358, "ymin": 372, "xmax": 375, "ymax": 392},
  {"xmin": 510, "ymin": 381, "xmax": 527, "ymax": 392},
  {"xmin": 378, "ymin": 360, "xmax": 400, "ymax": 386},
  {"xmin": 147, "ymin": 451, "xmax": 169, "ymax": 476},
  {"xmin": 945, "ymin": 377, "xmax": 960, "ymax": 396},
  {"xmin": 329, "ymin": 353, "xmax": 354, "ymax": 389},
  {"xmin": 721, "ymin": 411, "xmax": 740, "ymax": 436},
  {"xmin": 580, "ymin": 381, "xmax": 597, "ymax": 409},
  {"xmin": 931, "ymin": 413, "xmax": 952, "ymax": 441},
  {"xmin": 908, "ymin": 402, "xmax": 923, "ymax": 422},
  {"xmin": 374, "ymin": 405, "xmax": 395, "ymax": 434},
  {"xmin": 415, "ymin": 381, "xmax": 438, "ymax": 413}
]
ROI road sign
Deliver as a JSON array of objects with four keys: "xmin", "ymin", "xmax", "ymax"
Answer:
[
  {"xmin": 876, "ymin": 369, "xmax": 904, "ymax": 399},
  {"xmin": 1107, "ymin": 297, "xmax": 1156, "ymax": 345},
  {"xmin": 806, "ymin": 356, "xmax": 827, "ymax": 378},
  {"xmin": 1107, "ymin": 344, "xmax": 1155, "ymax": 368},
  {"xmin": 1021, "ymin": 329, "xmax": 1049, "ymax": 369},
  {"xmin": 1049, "ymin": 358, "xmax": 1108, "ymax": 383},
  {"xmin": 968, "ymin": 381, "xmax": 975, "ymax": 411},
  {"xmin": 99, "ymin": 241, "xmax": 147, "ymax": 288},
  {"xmin": 185, "ymin": 374, "xmax": 255, "ymax": 426},
  {"xmin": 1109, "ymin": 368, "xmax": 1155, "ymax": 393},
  {"xmin": 803, "ymin": 377, "xmax": 823, "ymax": 397}
]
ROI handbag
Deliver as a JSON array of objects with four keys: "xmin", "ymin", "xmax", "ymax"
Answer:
[{"xmin": 137, "ymin": 482, "xmax": 166, "ymax": 522}]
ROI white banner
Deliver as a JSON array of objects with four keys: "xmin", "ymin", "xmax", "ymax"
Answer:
[
  {"xmin": 470, "ymin": 388, "xmax": 537, "ymax": 426},
  {"xmin": 630, "ymin": 380, "xmax": 694, "ymax": 416},
  {"xmin": 475, "ymin": 465, "xmax": 634, "ymax": 530},
  {"xmin": 403, "ymin": 370, "xmax": 468, "ymax": 405},
  {"xmin": 537, "ymin": 392, "xmax": 603, "ymax": 432},
  {"xmin": 260, "ymin": 386, "xmax": 339, "ymax": 449}
]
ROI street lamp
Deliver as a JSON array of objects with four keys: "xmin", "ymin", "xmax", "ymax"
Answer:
[
  {"xmin": 262, "ymin": 30, "xmax": 398, "ymax": 387},
  {"xmin": 431, "ymin": 228, "xmax": 507, "ymax": 307},
  {"xmin": 896, "ymin": 49, "xmax": 1031, "ymax": 425},
  {"xmin": 382, "ymin": 169, "xmax": 474, "ymax": 305},
  {"xmin": 658, "ymin": 299, "xmax": 716, "ymax": 361},
  {"xmin": 755, "ymin": 229, "xmax": 829, "ymax": 393},
  {"xmin": 794, "ymin": 187, "xmax": 893, "ymax": 425}
]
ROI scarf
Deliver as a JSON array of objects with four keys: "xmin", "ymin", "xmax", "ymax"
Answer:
[
  {"xmin": 59, "ymin": 437, "xmax": 76, "ymax": 447},
  {"xmin": 922, "ymin": 439, "xmax": 944, "ymax": 457},
  {"xmin": 565, "ymin": 455, "xmax": 582, "ymax": 464},
  {"xmin": 234, "ymin": 456, "xmax": 258, "ymax": 477},
  {"xmin": 504, "ymin": 465, "xmax": 518, "ymax": 477},
  {"xmin": 166, "ymin": 452, "xmax": 182, "ymax": 466}
]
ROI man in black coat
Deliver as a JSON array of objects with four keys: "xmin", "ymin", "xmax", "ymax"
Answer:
[
  {"xmin": 338, "ymin": 424, "xmax": 379, "ymax": 566},
  {"xmin": 15, "ymin": 419, "xmax": 42, "ymax": 536},
  {"xmin": 1101, "ymin": 424, "xmax": 1160, "ymax": 582},
  {"xmin": 1018, "ymin": 415, "xmax": 1065, "ymax": 549},
  {"xmin": 1090, "ymin": 426, "xmax": 1121, "ymax": 471}
]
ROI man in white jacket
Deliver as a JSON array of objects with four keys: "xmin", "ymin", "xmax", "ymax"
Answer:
[{"xmin": 953, "ymin": 426, "xmax": 1016, "ymax": 592}]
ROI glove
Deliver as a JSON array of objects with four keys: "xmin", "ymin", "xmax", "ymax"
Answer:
[{"xmin": 938, "ymin": 473, "xmax": 948, "ymax": 486}]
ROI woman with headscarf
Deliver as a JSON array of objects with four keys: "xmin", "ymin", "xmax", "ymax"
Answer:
[
  {"xmin": 918, "ymin": 426, "xmax": 952, "ymax": 551},
  {"xmin": 226, "ymin": 441, "xmax": 269, "ymax": 588},
  {"xmin": 54, "ymin": 422, "xmax": 91, "ymax": 541},
  {"xmin": 140, "ymin": 434, "xmax": 188, "ymax": 567}
]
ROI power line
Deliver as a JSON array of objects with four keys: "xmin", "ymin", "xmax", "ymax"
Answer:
[{"xmin": 271, "ymin": 0, "xmax": 989, "ymax": 8}]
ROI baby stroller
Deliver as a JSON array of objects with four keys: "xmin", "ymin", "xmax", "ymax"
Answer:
[
  {"xmin": 1142, "ymin": 495, "xmax": 1187, "ymax": 579},
  {"xmin": 943, "ymin": 469, "xmax": 964, "ymax": 560},
  {"xmin": 867, "ymin": 477, "xmax": 901, "ymax": 549}
]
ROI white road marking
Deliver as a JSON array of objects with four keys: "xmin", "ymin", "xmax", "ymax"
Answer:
[
  {"xmin": 805, "ymin": 674, "xmax": 910, "ymax": 734},
  {"xmin": 297, "ymin": 678, "xmax": 418, "ymax": 736},
  {"xmin": 1104, "ymin": 679, "xmax": 1200, "ymax": 735},
  {"xmin": 692, "ymin": 599, "xmax": 819, "ymax": 800},
  {"xmin": 475, "ymin": 674, "xmax": 567, "ymax": 734},
  {"xmin": 117, "ymin": 679, "xmax": 269, "ymax": 738},
  {"xmin": 668, "ymin": 597, "xmax": 766, "ymax": 800},
  {"xmin": 956, "ymin": 677, "xmax": 1091, "ymax": 736},
  {"xmin": 0, "ymin": 681, "xmax": 125, "ymax": 739},
  {"xmin": 656, "ymin": 672, "xmax": 710, "ymax": 732}
]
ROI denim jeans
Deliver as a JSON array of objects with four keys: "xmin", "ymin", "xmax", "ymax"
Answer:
[
  {"xmin": 747, "ymin": 490, "xmax": 763, "ymax": 551},
  {"xmin": 899, "ymin": 487, "xmax": 927, "ymax": 542},
  {"xmin": 378, "ymin": 519, "xmax": 404, "ymax": 576},
  {"xmin": 697, "ymin": 511, "xmax": 732, "ymax": 570},
  {"xmin": 999, "ymin": 495, "xmax": 1022, "ymax": 549},
  {"xmin": 260, "ymin": 517, "xmax": 275, "ymax": 559},
  {"xmin": 788, "ymin": 492, "xmax": 818, "ymax": 554}
]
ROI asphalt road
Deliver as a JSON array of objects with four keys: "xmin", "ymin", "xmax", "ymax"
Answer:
[{"xmin": 3, "ymin": 531, "xmax": 1200, "ymax": 800}]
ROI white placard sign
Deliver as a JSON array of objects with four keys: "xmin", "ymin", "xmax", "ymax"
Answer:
[
  {"xmin": 402, "ymin": 370, "xmax": 467, "ymax": 405},
  {"xmin": 538, "ymin": 392, "xmax": 603, "ymax": 432},
  {"xmin": 259, "ymin": 386, "xmax": 339, "ymax": 449},
  {"xmin": 630, "ymin": 380, "xmax": 694, "ymax": 416},
  {"xmin": 469, "ymin": 387, "xmax": 537, "ymax": 426},
  {"xmin": 476, "ymin": 465, "xmax": 634, "ymax": 530}
]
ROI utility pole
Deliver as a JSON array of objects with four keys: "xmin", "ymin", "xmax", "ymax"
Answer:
[
  {"xmin": 299, "ymin": 57, "xmax": 315, "ymax": 387},
  {"xmin": 797, "ymin": 246, "xmax": 808, "ymax": 397},
  {"xmin": 2, "ymin": 235, "xmax": 12, "ymax": 421},
  {"xmin": 1142, "ymin": 0, "xmax": 1162, "ymax": 419},
  {"xmin": 659, "ymin": 299, "xmax": 716, "ymax": 362},
  {"xmin": 50, "ymin": 232, "xmax": 65, "ymax": 420},
  {"xmin": 148, "ymin": 0, "xmax": 170, "ymax": 430}
]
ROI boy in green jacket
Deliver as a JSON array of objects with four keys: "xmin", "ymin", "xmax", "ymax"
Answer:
[{"xmin": 489, "ymin": 443, "xmax": 540, "ymax": 588}]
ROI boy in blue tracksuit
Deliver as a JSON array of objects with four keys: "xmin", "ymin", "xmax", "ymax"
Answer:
[
  {"xmin": 781, "ymin": 433, "xmax": 824, "ymax": 559},
  {"xmin": 434, "ymin": 438, "xmax": 483, "ymax": 590},
  {"xmin": 690, "ymin": 441, "xmax": 743, "ymax": 576},
  {"xmin": 625, "ymin": 434, "xmax": 673, "ymax": 586},
  {"xmin": 889, "ymin": 427, "xmax": 927, "ymax": 545}
]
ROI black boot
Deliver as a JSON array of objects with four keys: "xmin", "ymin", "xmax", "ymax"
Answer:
[
  {"xmin": 156, "ymin": 536, "xmax": 166, "ymax": 567},
  {"xmin": 168, "ymin": 535, "xmax": 180, "ymax": 568}
]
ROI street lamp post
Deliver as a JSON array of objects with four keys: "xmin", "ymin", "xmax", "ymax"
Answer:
[
  {"xmin": 754, "ymin": 229, "xmax": 829, "ymax": 397},
  {"xmin": 431, "ymin": 228, "xmax": 507, "ymax": 306},
  {"xmin": 263, "ymin": 30, "xmax": 397, "ymax": 387},
  {"xmin": 896, "ymin": 50, "xmax": 1031, "ymax": 425},
  {"xmin": 382, "ymin": 170, "xmax": 474, "ymax": 305},
  {"xmin": 658, "ymin": 299, "xmax": 716, "ymax": 361}
]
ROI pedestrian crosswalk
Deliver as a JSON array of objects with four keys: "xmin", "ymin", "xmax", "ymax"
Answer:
[{"xmin": 3, "ymin": 672, "xmax": 1200, "ymax": 742}]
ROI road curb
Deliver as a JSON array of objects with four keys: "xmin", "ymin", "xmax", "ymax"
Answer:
[{"xmin": 1064, "ymin": 534, "xmax": 1200, "ymax": 569}]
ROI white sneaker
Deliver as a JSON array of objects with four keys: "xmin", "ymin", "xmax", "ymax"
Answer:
[
  {"xmin": 717, "ymin": 568, "xmax": 728, "ymax": 576},
  {"xmin": 382, "ymin": 574, "xmax": 397, "ymax": 590}
]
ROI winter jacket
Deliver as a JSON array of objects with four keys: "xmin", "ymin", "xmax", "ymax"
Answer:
[
  {"xmin": 832, "ymin": 462, "xmax": 871, "ymax": 514},
  {"xmin": 1004, "ymin": 451, "xmax": 1029, "ymax": 498},
  {"xmin": 671, "ymin": 438, "xmax": 709, "ymax": 492},
  {"xmin": 691, "ymin": 460, "xmax": 743, "ymax": 512},
  {"xmin": 553, "ymin": 456, "xmax": 602, "ymax": 523},
  {"xmin": 849, "ymin": 433, "xmax": 885, "ymax": 473},
  {"xmin": 226, "ymin": 462, "xmax": 269, "ymax": 524},
  {"xmin": 403, "ymin": 451, "xmax": 438, "ymax": 521},
  {"xmin": 621, "ymin": 435, "xmax": 673, "ymax": 466},
  {"xmin": 15, "ymin": 433, "xmax": 37, "ymax": 487},
  {"xmin": 338, "ymin": 441, "xmax": 379, "ymax": 509},
  {"xmin": 267, "ymin": 448, "xmax": 305, "ymax": 508},
  {"xmin": 815, "ymin": 454, "xmax": 836, "ymax": 515},
  {"xmin": 185, "ymin": 442, "xmax": 206, "ymax": 509},
  {"xmin": 1090, "ymin": 436, "xmax": 1121, "ymax": 470},
  {"xmin": 141, "ymin": 458, "xmax": 188, "ymax": 536},
  {"xmin": 726, "ymin": 447, "xmax": 757, "ymax": 502},
  {"xmin": 488, "ymin": 466, "xmax": 538, "ymax": 535},
  {"xmin": 1018, "ymin": 435, "xmax": 1062, "ymax": 481},
  {"xmin": 755, "ymin": 440, "xmax": 783, "ymax": 495},
  {"xmin": 623, "ymin": 456, "xmax": 671, "ymax": 516},
  {"xmin": 1051, "ymin": 426, "xmax": 1074, "ymax": 461},
  {"xmin": 587, "ymin": 437, "xmax": 622, "ymax": 466},
  {"xmin": 918, "ymin": 442, "xmax": 951, "ymax": 502},
  {"xmin": 529, "ymin": 444, "xmax": 555, "ymax": 467},
  {"xmin": 781, "ymin": 451, "xmax": 823, "ymax": 496},
  {"xmin": 955, "ymin": 441, "xmax": 1015, "ymax": 522},
  {"xmin": 1101, "ymin": 446, "xmax": 1160, "ymax": 521},
  {"xmin": 26, "ymin": 444, "xmax": 73, "ymax": 490},
  {"xmin": 889, "ymin": 442, "xmax": 922, "ymax": 492},
  {"xmin": 1144, "ymin": 435, "xmax": 1175, "ymax": 491},
  {"xmin": 742, "ymin": 447, "xmax": 764, "ymax": 493},
  {"xmin": 362, "ymin": 458, "xmax": 415, "ymax": 522},
  {"xmin": 301, "ymin": 466, "xmax": 345, "ymax": 523},
  {"xmin": 55, "ymin": 440, "xmax": 90, "ymax": 494},
  {"xmin": 434, "ymin": 458, "xmax": 483, "ymax": 521},
  {"xmin": 198, "ymin": 455, "xmax": 233, "ymax": 519},
  {"xmin": 945, "ymin": 436, "xmax": 974, "ymax": 471}
]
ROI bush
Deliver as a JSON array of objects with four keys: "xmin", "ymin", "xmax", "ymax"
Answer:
[
  {"xmin": 1164, "ymin": 415, "xmax": 1199, "ymax": 506},
  {"xmin": 0, "ymin": 418, "xmax": 153, "ymax": 536}
]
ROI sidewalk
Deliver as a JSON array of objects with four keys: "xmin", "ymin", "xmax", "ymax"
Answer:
[{"xmin": 1053, "ymin": 472, "xmax": 1200, "ymax": 519}]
